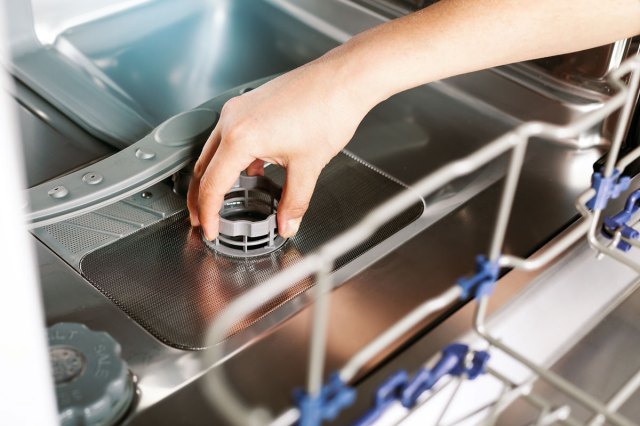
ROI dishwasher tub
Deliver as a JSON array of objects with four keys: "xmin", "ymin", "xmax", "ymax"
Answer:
[
  {"xmin": 14, "ymin": 0, "xmax": 638, "ymax": 424},
  {"xmin": 8, "ymin": 0, "xmax": 338, "ymax": 146}
]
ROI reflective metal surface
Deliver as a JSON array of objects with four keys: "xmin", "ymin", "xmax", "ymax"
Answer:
[
  {"xmin": 52, "ymin": 0, "xmax": 333, "ymax": 126},
  {"xmin": 11, "ymin": 0, "xmax": 636, "ymax": 150},
  {"xmin": 500, "ymin": 284, "xmax": 640, "ymax": 423},
  {"xmin": 12, "ymin": 80, "xmax": 114, "ymax": 187},
  {"xmin": 9, "ymin": 0, "xmax": 338, "ymax": 146},
  {"xmin": 531, "ymin": 39, "xmax": 638, "ymax": 87},
  {"xmin": 16, "ymin": 0, "xmax": 639, "ymax": 424},
  {"xmin": 32, "ymin": 183, "xmax": 185, "ymax": 268},
  {"xmin": 77, "ymin": 153, "xmax": 423, "ymax": 349},
  {"xmin": 334, "ymin": 204, "xmax": 640, "ymax": 425},
  {"xmin": 352, "ymin": 1, "xmax": 640, "ymax": 95},
  {"xmin": 34, "ymin": 107, "xmax": 602, "ymax": 425}
]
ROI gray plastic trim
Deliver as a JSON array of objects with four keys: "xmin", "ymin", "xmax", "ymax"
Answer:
[
  {"xmin": 204, "ymin": 174, "xmax": 287, "ymax": 258},
  {"xmin": 48, "ymin": 323, "xmax": 134, "ymax": 426},
  {"xmin": 25, "ymin": 76, "xmax": 277, "ymax": 229},
  {"xmin": 154, "ymin": 109, "xmax": 217, "ymax": 147}
]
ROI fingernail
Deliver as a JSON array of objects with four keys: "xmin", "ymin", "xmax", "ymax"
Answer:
[
  {"xmin": 189, "ymin": 214, "xmax": 200, "ymax": 227},
  {"xmin": 203, "ymin": 228, "xmax": 218, "ymax": 242},
  {"xmin": 282, "ymin": 218, "xmax": 301, "ymax": 238}
]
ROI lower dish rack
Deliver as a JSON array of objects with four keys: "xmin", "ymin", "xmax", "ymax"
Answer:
[{"xmin": 201, "ymin": 56, "xmax": 640, "ymax": 426}]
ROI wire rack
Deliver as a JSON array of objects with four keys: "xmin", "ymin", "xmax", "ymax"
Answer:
[{"xmin": 201, "ymin": 55, "xmax": 640, "ymax": 426}]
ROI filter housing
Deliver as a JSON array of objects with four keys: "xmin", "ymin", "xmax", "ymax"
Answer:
[{"xmin": 204, "ymin": 174, "xmax": 287, "ymax": 258}]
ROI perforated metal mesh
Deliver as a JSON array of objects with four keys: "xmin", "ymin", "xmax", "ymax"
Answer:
[
  {"xmin": 80, "ymin": 153, "xmax": 424, "ymax": 349},
  {"xmin": 150, "ymin": 194, "xmax": 186, "ymax": 214},
  {"xmin": 32, "ymin": 184, "xmax": 185, "ymax": 268},
  {"xmin": 68, "ymin": 213, "xmax": 136, "ymax": 235},
  {"xmin": 99, "ymin": 202, "xmax": 160, "ymax": 225},
  {"xmin": 45, "ymin": 223, "xmax": 114, "ymax": 254}
]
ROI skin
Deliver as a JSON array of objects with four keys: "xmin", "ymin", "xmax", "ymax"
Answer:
[{"xmin": 188, "ymin": 0, "xmax": 640, "ymax": 241}]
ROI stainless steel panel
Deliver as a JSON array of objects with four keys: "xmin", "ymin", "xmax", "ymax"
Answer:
[
  {"xmin": 35, "ymin": 131, "xmax": 601, "ymax": 425},
  {"xmin": 32, "ymin": 183, "xmax": 185, "ymax": 267},
  {"xmin": 499, "ymin": 286, "xmax": 640, "ymax": 423},
  {"xmin": 12, "ymin": 81, "xmax": 114, "ymax": 187},
  {"xmin": 52, "ymin": 0, "xmax": 337, "ymax": 125},
  {"xmin": 77, "ymin": 153, "xmax": 424, "ymax": 349},
  {"xmin": 21, "ymin": 0, "xmax": 629, "ymax": 423},
  {"xmin": 10, "ymin": 0, "xmax": 338, "ymax": 145},
  {"xmin": 12, "ymin": 0, "xmax": 632, "ymax": 152}
]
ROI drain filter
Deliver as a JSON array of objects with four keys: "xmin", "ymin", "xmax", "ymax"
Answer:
[
  {"xmin": 203, "ymin": 174, "xmax": 286, "ymax": 258},
  {"xmin": 81, "ymin": 153, "xmax": 424, "ymax": 348}
]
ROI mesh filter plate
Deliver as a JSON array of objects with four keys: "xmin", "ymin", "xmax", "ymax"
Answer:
[{"xmin": 80, "ymin": 153, "xmax": 424, "ymax": 349}]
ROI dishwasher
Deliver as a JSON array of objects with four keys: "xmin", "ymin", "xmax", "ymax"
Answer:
[{"xmin": 3, "ymin": 0, "xmax": 640, "ymax": 425}]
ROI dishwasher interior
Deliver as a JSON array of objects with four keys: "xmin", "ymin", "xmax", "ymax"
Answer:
[{"xmin": 6, "ymin": 0, "xmax": 640, "ymax": 425}]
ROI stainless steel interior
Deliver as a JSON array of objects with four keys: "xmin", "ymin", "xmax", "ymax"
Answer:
[
  {"xmin": 11, "ymin": 0, "xmax": 633, "ymax": 146},
  {"xmin": 500, "ymin": 285, "xmax": 640, "ymax": 423},
  {"xmin": 11, "ymin": 80, "xmax": 115, "ymax": 187},
  {"xmin": 10, "ymin": 0, "xmax": 338, "ymax": 146},
  {"xmin": 72, "ymin": 153, "xmax": 424, "ymax": 349},
  {"xmin": 10, "ymin": 0, "xmax": 640, "ymax": 424},
  {"xmin": 30, "ymin": 92, "xmax": 605, "ymax": 423}
]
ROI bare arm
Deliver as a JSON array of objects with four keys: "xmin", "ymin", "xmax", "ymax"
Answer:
[
  {"xmin": 340, "ymin": 0, "xmax": 640, "ymax": 109},
  {"xmin": 188, "ymin": 0, "xmax": 640, "ymax": 241}
]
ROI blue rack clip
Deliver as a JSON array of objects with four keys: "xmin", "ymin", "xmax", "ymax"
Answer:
[
  {"xmin": 602, "ymin": 188, "xmax": 640, "ymax": 252},
  {"xmin": 353, "ymin": 371, "xmax": 408, "ymax": 426},
  {"xmin": 294, "ymin": 372, "xmax": 356, "ymax": 426},
  {"xmin": 400, "ymin": 343, "xmax": 490, "ymax": 408},
  {"xmin": 353, "ymin": 344, "xmax": 490, "ymax": 426},
  {"xmin": 587, "ymin": 168, "xmax": 630, "ymax": 211},
  {"xmin": 456, "ymin": 256, "xmax": 499, "ymax": 300}
]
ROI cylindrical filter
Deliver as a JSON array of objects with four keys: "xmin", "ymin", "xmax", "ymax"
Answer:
[{"xmin": 203, "ymin": 174, "xmax": 287, "ymax": 258}]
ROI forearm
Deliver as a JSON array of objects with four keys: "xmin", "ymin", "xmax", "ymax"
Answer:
[
  {"xmin": 189, "ymin": 0, "xmax": 640, "ymax": 238},
  {"xmin": 323, "ymin": 0, "xmax": 640, "ymax": 110}
]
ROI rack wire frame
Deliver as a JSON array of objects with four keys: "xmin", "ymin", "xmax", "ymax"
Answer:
[{"xmin": 202, "ymin": 55, "xmax": 640, "ymax": 426}]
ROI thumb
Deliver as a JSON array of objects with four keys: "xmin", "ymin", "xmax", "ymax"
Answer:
[{"xmin": 277, "ymin": 162, "xmax": 322, "ymax": 238}]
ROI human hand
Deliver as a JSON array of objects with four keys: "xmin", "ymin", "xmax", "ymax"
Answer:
[{"xmin": 187, "ymin": 56, "xmax": 373, "ymax": 241}]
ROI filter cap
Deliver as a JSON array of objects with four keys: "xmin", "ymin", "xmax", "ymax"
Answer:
[{"xmin": 48, "ymin": 323, "xmax": 134, "ymax": 426}]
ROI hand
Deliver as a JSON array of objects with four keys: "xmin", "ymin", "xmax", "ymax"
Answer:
[{"xmin": 187, "ymin": 56, "xmax": 372, "ymax": 241}]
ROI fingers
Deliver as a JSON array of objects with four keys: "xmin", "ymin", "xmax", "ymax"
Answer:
[
  {"xmin": 277, "ymin": 161, "xmax": 323, "ymax": 238},
  {"xmin": 246, "ymin": 159, "xmax": 265, "ymax": 176},
  {"xmin": 187, "ymin": 127, "xmax": 221, "ymax": 227},
  {"xmin": 198, "ymin": 145, "xmax": 252, "ymax": 241}
]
